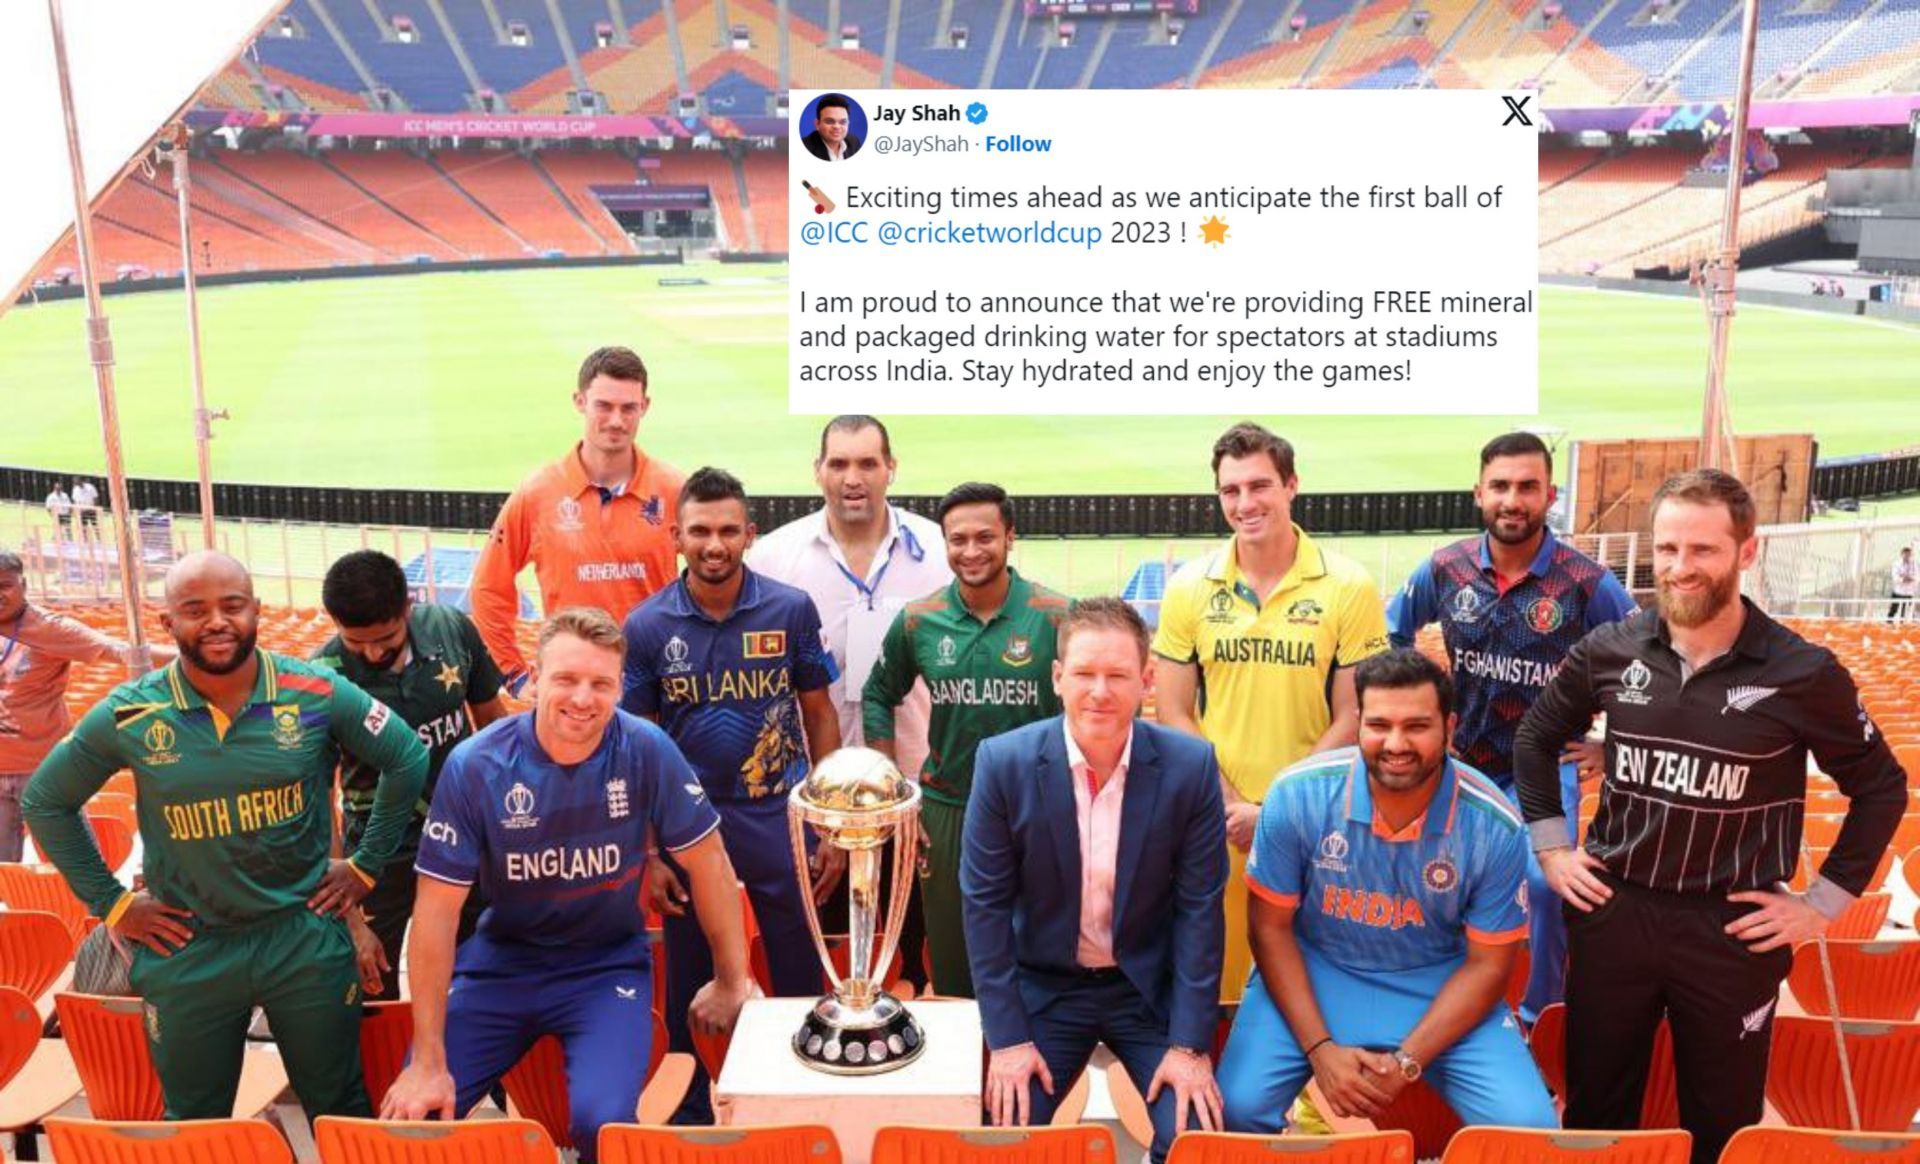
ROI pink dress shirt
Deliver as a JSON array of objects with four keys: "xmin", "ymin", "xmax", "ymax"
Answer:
[{"xmin": 1065, "ymin": 721, "xmax": 1132, "ymax": 970}]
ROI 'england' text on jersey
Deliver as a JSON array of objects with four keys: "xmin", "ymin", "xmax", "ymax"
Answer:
[
  {"xmin": 1451, "ymin": 649, "xmax": 1561, "ymax": 689},
  {"xmin": 1212, "ymin": 637, "xmax": 1317, "ymax": 667},
  {"xmin": 661, "ymin": 668, "xmax": 792, "ymax": 706},
  {"xmin": 927, "ymin": 675, "xmax": 1043, "ymax": 707},
  {"xmin": 505, "ymin": 843, "xmax": 624, "ymax": 882},
  {"xmin": 1614, "ymin": 743, "xmax": 1751, "ymax": 801}
]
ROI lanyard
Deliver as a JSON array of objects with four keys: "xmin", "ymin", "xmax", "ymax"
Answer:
[{"xmin": 832, "ymin": 509, "xmax": 924, "ymax": 610}]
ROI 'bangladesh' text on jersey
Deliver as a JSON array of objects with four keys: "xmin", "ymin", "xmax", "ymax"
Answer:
[
  {"xmin": 1246, "ymin": 748, "xmax": 1530, "ymax": 974},
  {"xmin": 621, "ymin": 568, "xmax": 837, "ymax": 801},
  {"xmin": 1388, "ymin": 531, "xmax": 1636, "ymax": 784},
  {"xmin": 415, "ymin": 711, "xmax": 719, "ymax": 970}
]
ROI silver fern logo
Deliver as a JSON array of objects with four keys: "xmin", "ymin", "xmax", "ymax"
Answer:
[
  {"xmin": 1722, "ymin": 686, "xmax": 1778, "ymax": 714},
  {"xmin": 1740, "ymin": 998, "xmax": 1775, "ymax": 1039}
]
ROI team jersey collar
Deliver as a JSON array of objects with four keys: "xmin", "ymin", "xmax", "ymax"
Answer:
[
  {"xmin": 666, "ymin": 564, "xmax": 766, "ymax": 624},
  {"xmin": 166, "ymin": 649, "xmax": 279, "ymax": 712},
  {"xmin": 1344, "ymin": 750, "xmax": 1458, "ymax": 842},
  {"xmin": 1210, "ymin": 526, "xmax": 1326, "ymax": 607},
  {"xmin": 944, "ymin": 568, "xmax": 1030, "ymax": 624},
  {"xmin": 1475, "ymin": 528, "xmax": 1558, "ymax": 579},
  {"xmin": 560, "ymin": 442, "xmax": 646, "ymax": 499},
  {"xmin": 1643, "ymin": 594, "xmax": 1772, "ymax": 662}
]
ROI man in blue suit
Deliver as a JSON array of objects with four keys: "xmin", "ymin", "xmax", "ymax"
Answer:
[{"xmin": 962, "ymin": 597, "xmax": 1228, "ymax": 1162}]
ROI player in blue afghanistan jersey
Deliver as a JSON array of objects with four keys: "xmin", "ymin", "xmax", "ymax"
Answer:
[
  {"xmin": 1387, "ymin": 432, "xmax": 1636, "ymax": 1021},
  {"xmin": 1218, "ymin": 650, "xmax": 1555, "ymax": 1132},
  {"xmin": 622, "ymin": 467, "xmax": 842, "ymax": 1121},
  {"xmin": 383, "ymin": 608, "xmax": 756, "ymax": 1159}
]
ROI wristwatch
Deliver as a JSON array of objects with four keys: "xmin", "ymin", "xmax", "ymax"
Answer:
[
  {"xmin": 1168, "ymin": 1044, "xmax": 1207, "ymax": 1060},
  {"xmin": 1390, "ymin": 1048, "xmax": 1422, "ymax": 1082}
]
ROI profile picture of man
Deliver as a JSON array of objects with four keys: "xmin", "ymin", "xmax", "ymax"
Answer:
[{"xmin": 802, "ymin": 94, "xmax": 864, "ymax": 162}]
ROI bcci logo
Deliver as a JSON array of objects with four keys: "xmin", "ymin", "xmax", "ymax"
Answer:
[
  {"xmin": 606, "ymin": 777, "xmax": 630, "ymax": 820},
  {"xmin": 936, "ymin": 635, "xmax": 958, "ymax": 667},
  {"xmin": 1526, "ymin": 598, "xmax": 1564, "ymax": 634},
  {"xmin": 502, "ymin": 782, "xmax": 540, "ymax": 830},
  {"xmin": 1314, "ymin": 831, "xmax": 1350, "ymax": 873},
  {"xmin": 1422, "ymin": 856, "xmax": 1460, "ymax": 894},
  {"xmin": 142, "ymin": 721, "xmax": 180, "ymax": 765},
  {"xmin": 1617, "ymin": 659, "xmax": 1653, "ymax": 706},
  {"xmin": 1285, "ymin": 598, "xmax": 1324, "ymax": 626},
  {"xmin": 554, "ymin": 495, "xmax": 584, "ymax": 532},
  {"xmin": 1449, "ymin": 589, "xmax": 1482, "ymax": 624},
  {"xmin": 272, "ymin": 705, "xmax": 305, "ymax": 751},
  {"xmin": 1001, "ymin": 635, "xmax": 1033, "ymax": 667},
  {"xmin": 663, "ymin": 635, "xmax": 691, "ymax": 675}
]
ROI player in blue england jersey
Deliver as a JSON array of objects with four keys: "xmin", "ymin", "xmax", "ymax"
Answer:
[
  {"xmin": 1387, "ymin": 432, "xmax": 1635, "ymax": 1020},
  {"xmin": 1217, "ymin": 651, "xmax": 1554, "ymax": 1132},
  {"xmin": 622, "ymin": 467, "xmax": 842, "ymax": 1121},
  {"xmin": 382, "ymin": 608, "xmax": 756, "ymax": 1160}
]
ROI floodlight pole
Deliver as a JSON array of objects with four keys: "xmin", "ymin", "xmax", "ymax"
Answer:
[
  {"xmin": 46, "ymin": 0, "xmax": 151, "ymax": 672},
  {"xmin": 1699, "ymin": 0, "xmax": 1762, "ymax": 473},
  {"xmin": 163, "ymin": 122, "xmax": 224, "ymax": 549}
]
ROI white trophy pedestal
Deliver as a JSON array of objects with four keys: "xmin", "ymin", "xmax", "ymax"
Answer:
[{"xmin": 714, "ymin": 997, "xmax": 984, "ymax": 1164}]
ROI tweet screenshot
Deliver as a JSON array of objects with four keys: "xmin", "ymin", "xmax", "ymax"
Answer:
[{"xmin": 789, "ymin": 89, "xmax": 1539, "ymax": 416}]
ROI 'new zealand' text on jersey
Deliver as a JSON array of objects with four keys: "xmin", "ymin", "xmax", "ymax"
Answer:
[
  {"xmin": 1246, "ymin": 749, "xmax": 1530, "ymax": 974},
  {"xmin": 620, "ymin": 568, "xmax": 837, "ymax": 801},
  {"xmin": 1388, "ymin": 531, "xmax": 1636, "ymax": 783},
  {"xmin": 415, "ymin": 711, "xmax": 719, "ymax": 969},
  {"xmin": 862, "ymin": 570, "xmax": 1069, "ymax": 806},
  {"xmin": 312, "ymin": 603, "xmax": 505, "ymax": 839},
  {"xmin": 1513, "ymin": 601, "xmax": 1907, "ymax": 905}
]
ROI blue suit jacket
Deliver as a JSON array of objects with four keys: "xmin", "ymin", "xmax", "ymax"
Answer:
[{"xmin": 961, "ymin": 717, "xmax": 1227, "ymax": 1052}]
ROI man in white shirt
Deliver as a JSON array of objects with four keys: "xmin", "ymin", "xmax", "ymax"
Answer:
[
  {"xmin": 71, "ymin": 479, "xmax": 101, "ymax": 544},
  {"xmin": 746, "ymin": 415, "xmax": 950, "ymax": 983},
  {"xmin": 45, "ymin": 486, "xmax": 73, "ymax": 545},
  {"xmin": 1891, "ymin": 546, "xmax": 1918, "ymax": 623}
]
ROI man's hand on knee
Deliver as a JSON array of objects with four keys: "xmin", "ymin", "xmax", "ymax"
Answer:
[
  {"xmin": 985, "ymin": 1043, "xmax": 1053, "ymax": 1128},
  {"xmin": 381, "ymin": 1062, "xmax": 456, "ymax": 1121},
  {"xmin": 1146, "ymin": 1046, "xmax": 1223, "ymax": 1133}
]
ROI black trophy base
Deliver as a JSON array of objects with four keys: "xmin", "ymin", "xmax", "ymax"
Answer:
[{"xmin": 791, "ymin": 991, "xmax": 926, "ymax": 1075}]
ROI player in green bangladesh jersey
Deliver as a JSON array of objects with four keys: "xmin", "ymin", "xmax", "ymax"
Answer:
[
  {"xmin": 862, "ymin": 483, "xmax": 1070, "ymax": 996},
  {"xmin": 22, "ymin": 552, "xmax": 428, "ymax": 1121},
  {"xmin": 313, "ymin": 550, "xmax": 508, "ymax": 998}
]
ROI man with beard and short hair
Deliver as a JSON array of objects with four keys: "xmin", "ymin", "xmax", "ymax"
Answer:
[
  {"xmin": 622, "ymin": 467, "xmax": 841, "ymax": 1121},
  {"xmin": 314, "ymin": 549, "xmax": 510, "ymax": 998},
  {"xmin": 1217, "ymin": 649, "xmax": 1555, "ymax": 1134},
  {"xmin": 864, "ymin": 482, "xmax": 1071, "ymax": 997},
  {"xmin": 1388, "ymin": 432, "xmax": 1635, "ymax": 1021},
  {"xmin": 1515, "ymin": 469, "xmax": 1907, "ymax": 1164},
  {"xmin": 23, "ymin": 551, "xmax": 428, "ymax": 1120}
]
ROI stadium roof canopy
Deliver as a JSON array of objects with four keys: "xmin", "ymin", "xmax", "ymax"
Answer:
[{"xmin": 3, "ymin": 0, "xmax": 279, "ymax": 314}]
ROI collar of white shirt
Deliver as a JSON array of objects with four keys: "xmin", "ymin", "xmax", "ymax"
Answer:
[{"xmin": 1063, "ymin": 720, "xmax": 1133, "ymax": 789}]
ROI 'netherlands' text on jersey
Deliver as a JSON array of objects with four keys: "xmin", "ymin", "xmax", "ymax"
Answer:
[
  {"xmin": 415, "ymin": 711, "xmax": 719, "ymax": 970},
  {"xmin": 1388, "ymin": 530, "xmax": 1636, "ymax": 783},
  {"xmin": 1246, "ymin": 748, "xmax": 1530, "ymax": 974},
  {"xmin": 620, "ymin": 567, "xmax": 837, "ymax": 801}
]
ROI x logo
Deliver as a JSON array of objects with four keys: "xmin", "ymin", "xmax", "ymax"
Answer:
[{"xmin": 1503, "ymin": 95, "xmax": 1533, "ymax": 127}]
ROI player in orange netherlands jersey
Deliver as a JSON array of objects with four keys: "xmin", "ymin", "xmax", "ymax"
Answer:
[{"xmin": 470, "ymin": 347, "xmax": 686, "ymax": 690}]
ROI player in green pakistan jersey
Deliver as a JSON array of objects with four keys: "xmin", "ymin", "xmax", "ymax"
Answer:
[
  {"xmin": 22, "ymin": 552, "xmax": 428, "ymax": 1121},
  {"xmin": 863, "ymin": 483, "xmax": 1070, "ymax": 996},
  {"xmin": 313, "ymin": 550, "xmax": 508, "ymax": 999}
]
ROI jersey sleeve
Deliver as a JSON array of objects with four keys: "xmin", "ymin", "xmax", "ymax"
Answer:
[
  {"xmin": 327, "ymin": 673, "xmax": 430, "ymax": 880},
  {"xmin": 1386, "ymin": 561, "xmax": 1440, "ymax": 650},
  {"xmin": 19, "ymin": 701, "xmax": 131, "ymax": 918},
  {"xmin": 1465, "ymin": 828, "xmax": 1531, "ymax": 945},
  {"xmin": 457, "ymin": 610, "xmax": 507, "ymax": 704},
  {"xmin": 1151, "ymin": 568, "xmax": 1201, "ymax": 663},
  {"xmin": 415, "ymin": 743, "xmax": 486, "ymax": 886},
  {"xmin": 1801, "ymin": 656, "xmax": 1907, "ymax": 911},
  {"xmin": 18, "ymin": 612, "xmax": 121, "ymax": 665},
  {"xmin": 860, "ymin": 608, "xmax": 918, "ymax": 744},
  {"xmin": 620, "ymin": 611, "xmax": 661, "ymax": 716},
  {"xmin": 1585, "ymin": 568, "xmax": 1638, "ymax": 630},
  {"xmin": 644, "ymin": 730, "xmax": 722, "ymax": 852},
  {"xmin": 1335, "ymin": 571, "xmax": 1391, "ymax": 668},
  {"xmin": 470, "ymin": 484, "xmax": 534, "ymax": 680},
  {"xmin": 1513, "ymin": 632, "xmax": 1601, "ymax": 847},
  {"xmin": 1245, "ymin": 782, "xmax": 1307, "ymax": 909},
  {"xmin": 791, "ymin": 595, "xmax": 838, "ymax": 692}
]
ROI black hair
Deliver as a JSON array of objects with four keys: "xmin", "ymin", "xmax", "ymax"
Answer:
[
  {"xmin": 321, "ymin": 550, "xmax": 410, "ymax": 628},
  {"xmin": 937, "ymin": 482, "xmax": 1014, "ymax": 531},
  {"xmin": 1354, "ymin": 649, "xmax": 1454, "ymax": 720}
]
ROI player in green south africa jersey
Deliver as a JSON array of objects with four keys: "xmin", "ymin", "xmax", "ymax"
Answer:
[
  {"xmin": 313, "ymin": 550, "xmax": 509, "ymax": 999},
  {"xmin": 23, "ymin": 552, "xmax": 428, "ymax": 1121},
  {"xmin": 863, "ymin": 483, "xmax": 1071, "ymax": 997}
]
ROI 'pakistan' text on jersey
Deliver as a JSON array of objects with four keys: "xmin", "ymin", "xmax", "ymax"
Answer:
[
  {"xmin": 1388, "ymin": 530, "xmax": 1636, "ymax": 783},
  {"xmin": 313, "ymin": 603, "xmax": 505, "ymax": 842},
  {"xmin": 22, "ymin": 653, "xmax": 427, "ymax": 928},
  {"xmin": 621, "ymin": 568, "xmax": 837, "ymax": 801},
  {"xmin": 415, "ymin": 711, "xmax": 719, "ymax": 969},
  {"xmin": 1246, "ymin": 748, "xmax": 1529, "ymax": 974},
  {"xmin": 862, "ymin": 570, "xmax": 1069, "ymax": 806}
]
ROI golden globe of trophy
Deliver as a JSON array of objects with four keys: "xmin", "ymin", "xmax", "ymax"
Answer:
[{"xmin": 787, "ymin": 747, "xmax": 925, "ymax": 1074}]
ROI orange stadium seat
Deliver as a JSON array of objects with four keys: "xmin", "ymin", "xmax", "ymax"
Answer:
[
  {"xmin": 871, "ymin": 1125, "xmax": 1117, "ymax": 1164},
  {"xmin": 1438, "ymin": 1127, "xmax": 1690, "ymax": 1164},
  {"xmin": 357, "ymin": 1000, "xmax": 413, "ymax": 1111},
  {"xmin": 1528, "ymin": 1004, "xmax": 1680, "ymax": 1127},
  {"xmin": 55, "ymin": 993, "xmax": 290, "ymax": 1121},
  {"xmin": 0, "ymin": 986, "xmax": 41, "ymax": 1091},
  {"xmin": 434, "ymin": 152, "xmax": 604, "ymax": 256},
  {"xmin": 0, "ymin": 910, "xmax": 76, "ymax": 1001},
  {"xmin": 314, "ymin": 1116, "xmax": 557, "ymax": 1164},
  {"xmin": 1767, "ymin": 1015, "xmax": 1920, "ymax": 1132},
  {"xmin": 1827, "ymin": 893, "xmax": 1893, "ymax": 941},
  {"xmin": 1373, "ymin": 1078, "xmax": 1466, "ymax": 1161},
  {"xmin": 87, "ymin": 812, "xmax": 135, "ymax": 875},
  {"xmin": 0, "ymin": 863, "xmax": 93, "ymax": 940},
  {"xmin": 89, "ymin": 789, "xmax": 138, "ymax": 832},
  {"xmin": 1166, "ymin": 1132, "xmax": 1414, "ymax": 1164},
  {"xmin": 599, "ymin": 1123, "xmax": 843, "ymax": 1164},
  {"xmin": 1717, "ymin": 1126, "xmax": 1920, "ymax": 1163},
  {"xmin": 44, "ymin": 1117, "xmax": 296, "ymax": 1163},
  {"xmin": 1786, "ymin": 940, "xmax": 1920, "ymax": 1021}
]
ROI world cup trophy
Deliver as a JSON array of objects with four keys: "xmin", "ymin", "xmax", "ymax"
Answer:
[{"xmin": 787, "ymin": 747, "xmax": 925, "ymax": 1074}]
